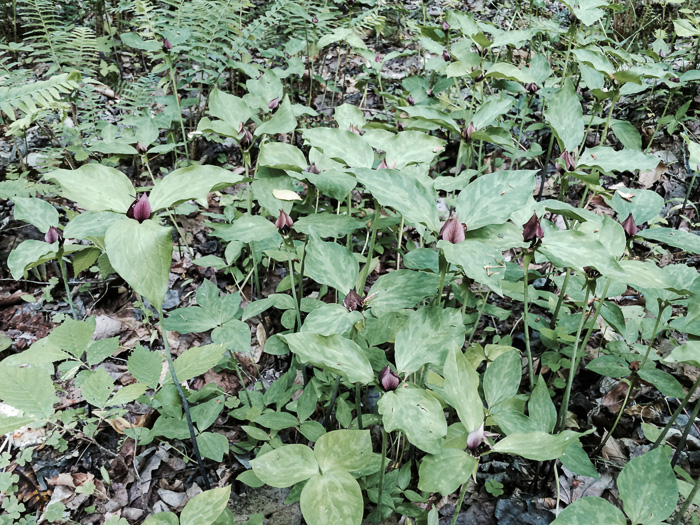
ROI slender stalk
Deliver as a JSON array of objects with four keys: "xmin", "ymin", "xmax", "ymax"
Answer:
[
  {"xmin": 672, "ymin": 398, "xmax": 700, "ymax": 467},
  {"xmin": 550, "ymin": 269, "xmax": 571, "ymax": 329},
  {"xmin": 56, "ymin": 246, "xmax": 78, "ymax": 320},
  {"xmin": 557, "ymin": 285, "xmax": 592, "ymax": 431},
  {"xmin": 594, "ymin": 378, "xmax": 632, "ymax": 454},
  {"xmin": 322, "ymin": 375, "xmax": 342, "ymax": 429},
  {"xmin": 435, "ymin": 252, "xmax": 448, "ymax": 307},
  {"xmin": 675, "ymin": 168, "xmax": 697, "ymax": 229},
  {"xmin": 450, "ymin": 481, "xmax": 469, "ymax": 525},
  {"xmin": 522, "ymin": 252, "xmax": 535, "ymax": 391},
  {"xmin": 672, "ymin": 470, "xmax": 700, "ymax": 525},
  {"xmin": 165, "ymin": 56, "xmax": 190, "ymax": 161},
  {"xmin": 376, "ymin": 426, "xmax": 388, "ymax": 524},
  {"xmin": 158, "ymin": 308, "xmax": 210, "ymax": 490},
  {"xmin": 467, "ymin": 289, "xmax": 491, "ymax": 347},
  {"xmin": 653, "ymin": 376, "xmax": 700, "ymax": 449},
  {"xmin": 357, "ymin": 199, "xmax": 380, "ymax": 294},
  {"xmin": 396, "ymin": 215, "xmax": 404, "ymax": 271},
  {"xmin": 283, "ymin": 238, "xmax": 302, "ymax": 330},
  {"xmin": 640, "ymin": 300, "xmax": 666, "ymax": 369},
  {"xmin": 644, "ymin": 89, "xmax": 675, "ymax": 154},
  {"xmin": 355, "ymin": 383, "xmax": 363, "ymax": 430}
]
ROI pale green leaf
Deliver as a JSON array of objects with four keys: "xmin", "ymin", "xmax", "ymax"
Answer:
[
  {"xmin": 300, "ymin": 470, "xmax": 363, "ymax": 525},
  {"xmin": 251, "ymin": 445, "xmax": 319, "ymax": 487},
  {"xmin": 171, "ymin": 344, "xmax": 225, "ymax": 382},
  {"xmin": 105, "ymin": 219, "xmax": 173, "ymax": 311},
  {"xmin": 180, "ymin": 486, "xmax": 232, "ymax": 525},
  {"xmin": 314, "ymin": 430, "xmax": 372, "ymax": 473},
  {"xmin": 12, "ymin": 197, "xmax": 59, "ymax": 233},
  {"xmin": 150, "ymin": 165, "xmax": 244, "ymax": 212},
  {"xmin": 47, "ymin": 163, "xmax": 135, "ymax": 212}
]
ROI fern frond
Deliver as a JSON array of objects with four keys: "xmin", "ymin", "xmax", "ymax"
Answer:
[{"xmin": 0, "ymin": 71, "xmax": 81, "ymax": 125}]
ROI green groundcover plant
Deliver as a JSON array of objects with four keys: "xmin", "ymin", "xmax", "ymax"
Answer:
[{"xmin": 1, "ymin": 0, "xmax": 700, "ymax": 524}]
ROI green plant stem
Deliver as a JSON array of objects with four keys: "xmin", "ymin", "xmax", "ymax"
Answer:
[
  {"xmin": 676, "ymin": 168, "xmax": 697, "ymax": 229},
  {"xmin": 450, "ymin": 481, "xmax": 469, "ymax": 525},
  {"xmin": 467, "ymin": 289, "xmax": 491, "ymax": 347},
  {"xmin": 672, "ymin": 397, "xmax": 700, "ymax": 467},
  {"xmin": 640, "ymin": 301, "xmax": 666, "ymax": 369},
  {"xmin": 355, "ymin": 383, "xmax": 363, "ymax": 430},
  {"xmin": 550, "ymin": 269, "xmax": 570, "ymax": 329},
  {"xmin": 557, "ymin": 285, "xmax": 591, "ymax": 432},
  {"xmin": 576, "ymin": 279, "xmax": 611, "ymax": 357},
  {"xmin": 594, "ymin": 378, "xmax": 632, "ymax": 454},
  {"xmin": 357, "ymin": 199, "xmax": 380, "ymax": 294},
  {"xmin": 376, "ymin": 426, "xmax": 387, "ymax": 524},
  {"xmin": 165, "ymin": 56, "xmax": 190, "ymax": 161},
  {"xmin": 322, "ymin": 375, "xmax": 342, "ymax": 429},
  {"xmin": 672, "ymin": 470, "xmax": 700, "ymax": 525},
  {"xmin": 644, "ymin": 89, "xmax": 675, "ymax": 154},
  {"xmin": 158, "ymin": 308, "xmax": 210, "ymax": 490},
  {"xmin": 396, "ymin": 215, "xmax": 404, "ymax": 270},
  {"xmin": 56, "ymin": 246, "xmax": 78, "ymax": 320},
  {"xmin": 653, "ymin": 376, "xmax": 700, "ymax": 450},
  {"xmin": 522, "ymin": 252, "xmax": 535, "ymax": 391},
  {"xmin": 435, "ymin": 252, "xmax": 448, "ymax": 307},
  {"xmin": 283, "ymin": 238, "xmax": 302, "ymax": 330}
]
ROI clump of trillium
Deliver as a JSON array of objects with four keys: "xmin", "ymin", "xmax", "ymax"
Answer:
[{"xmin": 127, "ymin": 194, "xmax": 152, "ymax": 223}]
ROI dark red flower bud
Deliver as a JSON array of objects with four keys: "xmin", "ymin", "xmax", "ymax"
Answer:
[
  {"xmin": 377, "ymin": 158, "xmax": 389, "ymax": 170},
  {"xmin": 440, "ymin": 214, "xmax": 466, "ymax": 244},
  {"xmin": 268, "ymin": 97, "xmax": 279, "ymax": 110},
  {"xmin": 621, "ymin": 213, "xmax": 638, "ymax": 238},
  {"xmin": 343, "ymin": 289, "xmax": 365, "ymax": 312},
  {"xmin": 523, "ymin": 212, "xmax": 544, "ymax": 243},
  {"xmin": 443, "ymin": 50, "xmax": 451, "ymax": 61},
  {"xmin": 670, "ymin": 77, "xmax": 680, "ymax": 83},
  {"xmin": 475, "ymin": 73, "xmax": 485, "ymax": 82},
  {"xmin": 442, "ymin": 21, "xmax": 450, "ymax": 31},
  {"xmin": 375, "ymin": 54, "xmax": 382, "ymax": 63},
  {"xmin": 312, "ymin": 15, "xmax": 318, "ymax": 23},
  {"xmin": 559, "ymin": 150, "xmax": 576, "ymax": 171},
  {"xmin": 407, "ymin": 94, "xmax": 415, "ymax": 106},
  {"xmin": 378, "ymin": 365, "xmax": 400, "ymax": 391},
  {"xmin": 426, "ymin": 88, "xmax": 433, "ymax": 97},
  {"xmin": 239, "ymin": 125, "xmax": 254, "ymax": 148},
  {"xmin": 306, "ymin": 163, "xmax": 321, "ymax": 175},
  {"xmin": 127, "ymin": 193, "xmax": 152, "ymax": 223},
  {"xmin": 162, "ymin": 38, "xmax": 172, "ymax": 52},
  {"xmin": 275, "ymin": 209, "xmax": 293, "ymax": 233},
  {"xmin": 45, "ymin": 226, "xmax": 62, "ymax": 244},
  {"xmin": 525, "ymin": 82, "xmax": 539, "ymax": 94},
  {"xmin": 136, "ymin": 142, "xmax": 148, "ymax": 154},
  {"xmin": 397, "ymin": 121, "xmax": 404, "ymax": 132},
  {"xmin": 467, "ymin": 423, "xmax": 485, "ymax": 452},
  {"xmin": 463, "ymin": 122, "xmax": 477, "ymax": 141}
]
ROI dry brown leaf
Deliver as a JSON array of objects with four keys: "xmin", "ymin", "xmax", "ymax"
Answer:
[{"xmin": 638, "ymin": 161, "xmax": 667, "ymax": 189}]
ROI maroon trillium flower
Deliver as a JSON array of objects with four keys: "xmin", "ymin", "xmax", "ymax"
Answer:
[
  {"xmin": 522, "ymin": 212, "xmax": 544, "ymax": 243},
  {"xmin": 443, "ymin": 50, "xmax": 451, "ymax": 61},
  {"xmin": 275, "ymin": 209, "xmax": 293, "ymax": 233},
  {"xmin": 525, "ymin": 82, "xmax": 539, "ymax": 94},
  {"xmin": 343, "ymin": 289, "xmax": 365, "ymax": 312},
  {"xmin": 312, "ymin": 15, "xmax": 318, "ymax": 23},
  {"xmin": 463, "ymin": 122, "xmax": 477, "ymax": 141},
  {"xmin": 127, "ymin": 194, "xmax": 152, "ymax": 223},
  {"xmin": 45, "ymin": 226, "xmax": 62, "ymax": 244},
  {"xmin": 268, "ymin": 97, "xmax": 279, "ymax": 110},
  {"xmin": 162, "ymin": 38, "xmax": 172, "ymax": 52},
  {"xmin": 621, "ymin": 213, "xmax": 638, "ymax": 238},
  {"xmin": 440, "ymin": 215, "xmax": 466, "ymax": 244},
  {"xmin": 378, "ymin": 365, "xmax": 400, "ymax": 391},
  {"xmin": 559, "ymin": 150, "xmax": 576, "ymax": 171},
  {"xmin": 305, "ymin": 163, "xmax": 321, "ymax": 175},
  {"xmin": 442, "ymin": 21, "xmax": 450, "ymax": 31},
  {"xmin": 407, "ymin": 94, "xmax": 415, "ymax": 106},
  {"xmin": 136, "ymin": 142, "xmax": 148, "ymax": 154},
  {"xmin": 239, "ymin": 125, "xmax": 254, "ymax": 148},
  {"xmin": 467, "ymin": 423, "xmax": 485, "ymax": 452}
]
